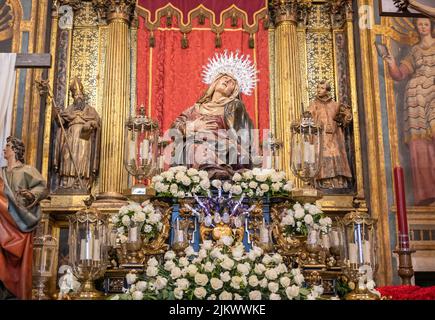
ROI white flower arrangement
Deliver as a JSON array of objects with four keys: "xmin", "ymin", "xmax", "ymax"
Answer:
[
  {"xmin": 224, "ymin": 168, "xmax": 294, "ymax": 198},
  {"xmin": 280, "ymin": 202, "xmax": 332, "ymax": 236},
  {"xmin": 151, "ymin": 166, "xmax": 211, "ymax": 198},
  {"xmin": 110, "ymin": 240, "xmax": 319, "ymax": 300},
  {"xmin": 112, "ymin": 201, "xmax": 163, "ymax": 243}
]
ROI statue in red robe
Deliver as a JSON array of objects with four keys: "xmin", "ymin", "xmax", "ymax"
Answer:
[{"xmin": 0, "ymin": 136, "xmax": 48, "ymax": 299}]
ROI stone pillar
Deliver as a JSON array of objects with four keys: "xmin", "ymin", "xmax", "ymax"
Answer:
[
  {"xmin": 95, "ymin": 0, "xmax": 135, "ymax": 200},
  {"xmin": 271, "ymin": 0, "xmax": 304, "ymax": 182}
]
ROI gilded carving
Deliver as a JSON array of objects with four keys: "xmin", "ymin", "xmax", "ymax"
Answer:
[
  {"xmin": 92, "ymin": 0, "xmax": 135, "ymax": 24},
  {"xmin": 0, "ymin": 0, "xmax": 13, "ymax": 41}
]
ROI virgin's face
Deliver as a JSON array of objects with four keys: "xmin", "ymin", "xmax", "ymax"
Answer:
[
  {"xmin": 215, "ymin": 75, "xmax": 236, "ymax": 97},
  {"xmin": 3, "ymin": 142, "xmax": 15, "ymax": 161},
  {"xmin": 316, "ymin": 83, "xmax": 328, "ymax": 97},
  {"xmin": 416, "ymin": 18, "xmax": 431, "ymax": 37}
]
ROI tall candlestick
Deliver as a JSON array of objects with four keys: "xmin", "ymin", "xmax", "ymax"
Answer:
[{"xmin": 393, "ymin": 166, "xmax": 409, "ymax": 249}]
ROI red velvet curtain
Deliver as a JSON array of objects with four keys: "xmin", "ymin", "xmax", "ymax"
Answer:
[{"xmin": 136, "ymin": 17, "xmax": 270, "ymax": 135}]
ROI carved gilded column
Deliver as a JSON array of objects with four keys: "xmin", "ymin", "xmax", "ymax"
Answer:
[
  {"xmin": 94, "ymin": 0, "xmax": 135, "ymax": 200},
  {"xmin": 271, "ymin": 0, "xmax": 305, "ymax": 182}
]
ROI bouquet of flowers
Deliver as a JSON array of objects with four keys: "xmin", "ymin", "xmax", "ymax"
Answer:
[
  {"xmin": 222, "ymin": 169, "xmax": 294, "ymax": 198},
  {"xmin": 151, "ymin": 166, "xmax": 211, "ymax": 198},
  {"xmin": 280, "ymin": 202, "xmax": 332, "ymax": 237},
  {"xmin": 110, "ymin": 239, "xmax": 323, "ymax": 300},
  {"xmin": 112, "ymin": 201, "xmax": 163, "ymax": 243}
]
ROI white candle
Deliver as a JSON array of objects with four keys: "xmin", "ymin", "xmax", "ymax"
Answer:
[
  {"xmin": 293, "ymin": 142, "xmax": 301, "ymax": 166},
  {"xmin": 321, "ymin": 234, "xmax": 330, "ymax": 249},
  {"xmin": 349, "ymin": 243, "xmax": 358, "ymax": 264},
  {"xmin": 331, "ymin": 230, "xmax": 340, "ymax": 247},
  {"xmin": 177, "ymin": 229, "xmax": 184, "ymax": 243},
  {"xmin": 129, "ymin": 226, "xmax": 138, "ymax": 242},
  {"xmin": 93, "ymin": 239, "xmax": 100, "ymax": 261},
  {"xmin": 159, "ymin": 155, "xmax": 165, "ymax": 169},
  {"xmin": 363, "ymin": 240, "xmax": 371, "ymax": 264},
  {"xmin": 308, "ymin": 144, "xmax": 315, "ymax": 163},
  {"xmin": 141, "ymin": 139, "xmax": 149, "ymax": 160},
  {"xmin": 260, "ymin": 226, "xmax": 269, "ymax": 243},
  {"xmin": 80, "ymin": 239, "xmax": 86, "ymax": 260},
  {"xmin": 308, "ymin": 230, "xmax": 318, "ymax": 245},
  {"xmin": 129, "ymin": 140, "xmax": 135, "ymax": 161}
]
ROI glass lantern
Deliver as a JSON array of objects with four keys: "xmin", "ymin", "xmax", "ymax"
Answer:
[
  {"xmin": 304, "ymin": 227, "xmax": 325, "ymax": 268},
  {"xmin": 340, "ymin": 205, "xmax": 379, "ymax": 300},
  {"xmin": 124, "ymin": 220, "xmax": 144, "ymax": 267},
  {"xmin": 124, "ymin": 104, "xmax": 159, "ymax": 196},
  {"xmin": 257, "ymin": 219, "xmax": 273, "ymax": 252},
  {"xmin": 32, "ymin": 235, "xmax": 57, "ymax": 300},
  {"xmin": 290, "ymin": 111, "xmax": 323, "ymax": 202},
  {"xmin": 172, "ymin": 218, "xmax": 189, "ymax": 256},
  {"xmin": 68, "ymin": 206, "xmax": 108, "ymax": 299}
]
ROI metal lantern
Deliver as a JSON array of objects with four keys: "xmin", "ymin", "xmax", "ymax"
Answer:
[
  {"xmin": 340, "ymin": 204, "xmax": 379, "ymax": 300},
  {"xmin": 124, "ymin": 105, "xmax": 159, "ymax": 195},
  {"xmin": 68, "ymin": 206, "xmax": 108, "ymax": 299},
  {"xmin": 290, "ymin": 111, "xmax": 323, "ymax": 202},
  {"xmin": 32, "ymin": 235, "xmax": 57, "ymax": 300}
]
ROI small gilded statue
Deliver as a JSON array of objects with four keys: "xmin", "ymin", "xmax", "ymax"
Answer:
[
  {"xmin": 53, "ymin": 77, "xmax": 101, "ymax": 193},
  {"xmin": 0, "ymin": 136, "xmax": 48, "ymax": 299},
  {"xmin": 308, "ymin": 80, "xmax": 353, "ymax": 189}
]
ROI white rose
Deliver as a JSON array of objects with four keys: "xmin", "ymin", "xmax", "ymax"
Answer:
[
  {"xmin": 223, "ymin": 181, "xmax": 232, "ymax": 192},
  {"xmin": 230, "ymin": 185, "xmax": 242, "ymax": 195},
  {"xmin": 304, "ymin": 214, "xmax": 314, "ymax": 225},
  {"xmin": 269, "ymin": 293, "xmax": 281, "ymax": 300},
  {"xmin": 294, "ymin": 273, "xmax": 305, "ymax": 286},
  {"xmin": 265, "ymin": 269, "xmax": 278, "ymax": 280},
  {"xmin": 272, "ymin": 254, "xmax": 283, "ymax": 264},
  {"xmin": 220, "ymin": 272, "xmax": 231, "ymax": 282},
  {"xmin": 232, "ymin": 173, "xmax": 242, "ymax": 182},
  {"xmin": 260, "ymin": 183, "xmax": 269, "ymax": 191},
  {"xmin": 230, "ymin": 276, "xmax": 242, "ymax": 289},
  {"xmin": 184, "ymin": 246, "xmax": 195, "ymax": 256},
  {"xmin": 203, "ymin": 262, "xmax": 215, "ymax": 273},
  {"xmin": 119, "ymin": 234, "xmax": 128, "ymax": 243},
  {"xmin": 237, "ymin": 263, "xmax": 250, "ymax": 275},
  {"xmin": 164, "ymin": 250, "xmax": 176, "ymax": 260},
  {"xmin": 220, "ymin": 258, "xmax": 235, "ymax": 270},
  {"xmin": 121, "ymin": 215, "xmax": 130, "ymax": 226},
  {"xmin": 249, "ymin": 181, "xmax": 258, "ymax": 189},
  {"xmin": 199, "ymin": 179, "xmax": 210, "ymax": 190},
  {"xmin": 262, "ymin": 255, "xmax": 272, "ymax": 265},
  {"xmin": 126, "ymin": 273, "xmax": 137, "ymax": 285},
  {"xmin": 155, "ymin": 276, "xmax": 168, "ymax": 290},
  {"xmin": 210, "ymin": 278, "xmax": 223, "ymax": 291},
  {"xmin": 280, "ymin": 277, "xmax": 291, "ymax": 288},
  {"xmin": 219, "ymin": 291, "xmax": 233, "ymax": 300},
  {"xmin": 231, "ymin": 246, "xmax": 244, "ymax": 260},
  {"xmin": 259, "ymin": 278, "xmax": 268, "ymax": 288},
  {"xmin": 181, "ymin": 176, "xmax": 191, "ymax": 186},
  {"xmin": 294, "ymin": 208, "xmax": 305, "ymax": 219},
  {"xmin": 174, "ymin": 287, "xmax": 184, "ymax": 299},
  {"xmin": 148, "ymin": 257, "xmax": 158, "ymax": 267},
  {"xmin": 248, "ymin": 275, "xmax": 259, "ymax": 287},
  {"xmin": 187, "ymin": 264, "xmax": 198, "ymax": 277},
  {"xmin": 112, "ymin": 214, "xmax": 119, "ymax": 224},
  {"xmin": 175, "ymin": 278, "xmax": 189, "ymax": 290},
  {"xmin": 254, "ymin": 263, "xmax": 266, "ymax": 275},
  {"xmin": 132, "ymin": 290, "xmax": 143, "ymax": 300},
  {"xmin": 248, "ymin": 250, "xmax": 257, "ymax": 261},
  {"xmin": 234, "ymin": 293, "xmax": 243, "ymax": 300},
  {"xmin": 268, "ymin": 282, "xmax": 279, "ymax": 293},
  {"xmin": 194, "ymin": 273, "xmax": 209, "ymax": 286},
  {"xmin": 211, "ymin": 180, "xmax": 222, "ymax": 189},
  {"xmin": 281, "ymin": 215, "xmax": 295, "ymax": 226},
  {"xmin": 170, "ymin": 267, "xmax": 182, "ymax": 279},
  {"xmin": 187, "ymin": 168, "xmax": 198, "ymax": 176},
  {"xmin": 201, "ymin": 240, "xmax": 213, "ymax": 250},
  {"xmin": 207, "ymin": 294, "xmax": 217, "ymax": 300},
  {"xmin": 164, "ymin": 260, "xmax": 175, "ymax": 272},
  {"xmin": 179, "ymin": 257, "xmax": 189, "ymax": 267},
  {"xmin": 193, "ymin": 287, "xmax": 207, "ymax": 299},
  {"xmin": 249, "ymin": 290, "xmax": 262, "ymax": 300},
  {"xmin": 136, "ymin": 281, "xmax": 147, "ymax": 291},
  {"xmin": 286, "ymin": 285, "xmax": 300, "ymax": 299},
  {"xmin": 146, "ymin": 266, "xmax": 158, "ymax": 277},
  {"xmin": 221, "ymin": 236, "xmax": 234, "ymax": 247}
]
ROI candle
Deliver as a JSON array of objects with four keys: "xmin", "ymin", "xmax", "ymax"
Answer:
[
  {"xmin": 80, "ymin": 238, "xmax": 93, "ymax": 260},
  {"xmin": 129, "ymin": 226, "xmax": 138, "ymax": 242},
  {"xmin": 363, "ymin": 240, "xmax": 371, "ymax": 264},
  {"xmin": 321, "ymin": 234, "xmax": 330, "ymax": 249},
  {"xmin": 293, "ymin": 142, "xmax": 301, "ymax": 166},
  {"xmin": 177, "ymin": 229, "xmax": 184, "ymax": 243},
  {"xmin": 141, "ymin": 139, "xmax": 149, "ymax": 160},
  {"xmin": 393, "ymin": 167, "xmax": 409, "ymax": 249},
  {"xmin": 93, "ymin": 239, "xmax": 100, "ymax": 261},
  {"xmin": 129, "ymin": 140, "xmax": 135, "ymax": 161},
  {"xmin": 331, "ymin": 230, "xmax": 340, "ymax": 247},
  {"xmin": 260, "ymin": 221, "xmax": 269, "ymax": 243},
  {"xmin": 80, "ymin": 239, "xmax": 86, "ymax": 260},
  {"xmin": 348, "ymin": 243, "xmax": 358, "ymax": 264}
]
